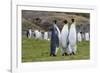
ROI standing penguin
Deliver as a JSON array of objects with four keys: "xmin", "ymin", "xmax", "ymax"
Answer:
[
  {"xmin": 54, "ymin": 23, "xmax": 60, "ymax": 55},
  {"xmin": 44, "ymin": 31, "xmax": 48, "ymax": 40},
  {"xmin": 26, "ymin": 30, "xmax": 29, "ymax": 38},
  {"xmin": 60, "ymin": 20, "xmax": 69, "ymax": 56},
  {"xmin": 77, "ymin": 32, "xmax": 82, "ymax": 42},
  {"xmin": 50, "ymin": 20, "xmax": 60, "ymax": 56},
  {"xmin": 85, "ymin": 32, "xmax": 89, "ymax": 41},
  {"xmin": 34, "ymin": 30, "xmax": 41, "ymax": 39},
  {"xmin": 27, "ymin": 28, "xmax": 32, "ymax": 39},
  {"xmin": 68, "ymin": 19, "xmax": 77, "ymax": 55}
]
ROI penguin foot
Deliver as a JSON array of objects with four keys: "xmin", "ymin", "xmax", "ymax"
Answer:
[
  {"xmin": 50, "ymin": 54, "xmax": 56, "ymax": 57},
  {"xmin": 53, "ymin": 54, "xmax": 56, "ymax": 57},
  {"xmin": 50, "ymin": 54, "xmax": 53, "ymax": 56},
  {"xmin": 67, "ymin": 53, "xmax": 72, "ymax": 56},
  {"xmin": 62, "ymin": 53, "xmax": 65, "ymax": 56},
  {"xmin": 62, "ymin": 53, "xmax": 68, "ymax": 56},
  {"xmin": 65, "ymin": 53, "xmax": 68, "ymax": 56},
  {"xmin": 72, "ymin": 52, "xmax": 76, "ymax": 55}
]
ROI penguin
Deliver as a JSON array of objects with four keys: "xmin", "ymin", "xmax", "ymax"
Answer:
[
  {"xmin": 85, "ymin": 32, "xmax": 90, "ymax": 41},
  {"xmin": 68, "ymin": 19, "xmax": 77, "ymax": 55},
  {"xmin": 34, "ymin": 30, "xmax": 41, "ymax": 39},
  {"xmin": 44, "ymin": 31, "xmax": 48, "ymax": 40},
  {"xmin": 77, "ymin": 32, "xmax": 82, "ymax": 42},
  {"xmin": 50, "ymin": 20, "xmax": 60, "ymax": 56},
  {"xmin": 60, "ymin": 20, "xmax": 69, "ymax": 56},
  {"xmin": 54, "ymin": 23, "xmax": 60, "ymax": 55},
  {"xmin": 27, "ymin": 28, "xmax": 32, "ymax": 39}
]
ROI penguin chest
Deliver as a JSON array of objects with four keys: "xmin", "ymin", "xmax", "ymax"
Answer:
[
  {"xmin": 60, "ymin": 26, "xmax": 68, "ymax": 48},
  {"xmin": 69, "ymin": 26, "xmax": 76, "ymax": 45}
]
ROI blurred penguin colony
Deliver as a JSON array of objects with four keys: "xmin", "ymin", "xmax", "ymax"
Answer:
[{"xmin": 23, "ymin": 19, "xmax": 90, "ymax": 42}]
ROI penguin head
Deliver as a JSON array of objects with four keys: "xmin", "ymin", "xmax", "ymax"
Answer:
[
  {"xmin": 63, "ymin": 20, "xmax": 68, "ymax": 24},
  {"xmin": 53, "ymin": 20, "xmax": 57, "ymax": 24},
  {"xmin": 71, "ymin": 18, "xmax": 75, "ymax": 23}
]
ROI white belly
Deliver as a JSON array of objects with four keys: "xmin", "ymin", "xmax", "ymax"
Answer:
[
  {"xmin": 60, "ymin": 25, "xmax": 68, "ymax": 48},
  {"xmin": 69, "ymin": 24, "xmax": 76, "ymax": 46}
]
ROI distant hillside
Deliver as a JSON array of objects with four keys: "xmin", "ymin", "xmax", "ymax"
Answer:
[{"xmin": 22, "ymin": 10, "xmax": 90, "ymax": 32}]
